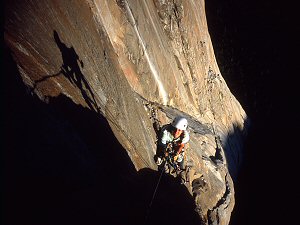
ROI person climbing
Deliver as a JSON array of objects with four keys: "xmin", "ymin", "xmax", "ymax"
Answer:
[{"xmin": 155, "ymin": 116, "xmax": 190, "ymax": 175}]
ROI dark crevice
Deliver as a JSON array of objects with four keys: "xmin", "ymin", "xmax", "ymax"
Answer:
[
  {"xmin": 207, "ymin": 174, "xmax": 231, "ymax": 225},
  {"xmin": 209, "ymin": 135, "xmax": 224, "ymax": 167}
]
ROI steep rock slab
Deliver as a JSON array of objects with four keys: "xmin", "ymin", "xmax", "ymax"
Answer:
[{"xmin": 5, "ymin": 0, "xmax": 248, "ymax": 224}]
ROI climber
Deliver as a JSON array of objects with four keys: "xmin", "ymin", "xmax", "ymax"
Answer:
[{"xmin": 155, "ymin": 116, "xmax": 190, "ymax": 174}]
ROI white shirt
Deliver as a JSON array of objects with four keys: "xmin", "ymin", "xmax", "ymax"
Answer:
[{"xmin": 159, "ymin": 124, "xmax": 190, "ymax": 147}]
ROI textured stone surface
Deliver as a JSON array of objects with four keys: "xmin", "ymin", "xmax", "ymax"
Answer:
[{"xmin": 5, "ymin": 1, "xmax": 248, "ymax": 224}]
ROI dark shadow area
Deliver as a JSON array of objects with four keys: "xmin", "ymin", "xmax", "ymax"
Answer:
[
  {"xmin": 33, "ymin": 70, "xmax": 62, "ymax": 87},
  {"xmin": 53, "ymin": 30, "xmax": 100, "ymax": 113},
  {"xmin": 2, "ymin": 45, "xmax": 202, "ymax": 225},
  {"xmin": 220, "ymin": 121, "xmax": 250, "ymax": 181},
  {"xmin": 206, "ymin": 1, "xmax": 300, "ymax": 224},
  {"xmin": 136, "ymin": 169, "xmax": 201, "ymax": 225}
]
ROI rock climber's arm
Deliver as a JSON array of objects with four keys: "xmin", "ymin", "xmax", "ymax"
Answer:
[
  {"xmin": 160, "ymin": 130, "xmax": 170, "ymax": 149},
  {"xmin": 176, "ymin": 131, "xmax": 190, "ymax": 154},
  {"xmin": 182, "ymin": 130, "xmax": 190, "ymax": 144}
]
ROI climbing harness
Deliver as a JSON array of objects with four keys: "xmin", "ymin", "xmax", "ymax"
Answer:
[{"xmin": 162, "ymin": 142, "xmax": 182, "ymax": 174}]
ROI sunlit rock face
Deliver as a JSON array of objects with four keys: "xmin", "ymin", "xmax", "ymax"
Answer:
[{"xmin": 5, "ymin": 0, "xmax": 248, "ymax": 224}]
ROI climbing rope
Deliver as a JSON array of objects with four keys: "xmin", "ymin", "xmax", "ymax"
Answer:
[
  {"xmin": 144, "ymin": 142, "xmax": 183, "ymax": 223},
  {"xmin": 144, "ymin": 160, "xmax": 166, "ymax": 224}
]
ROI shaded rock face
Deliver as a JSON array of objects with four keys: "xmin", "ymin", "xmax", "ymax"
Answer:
[{"xmin": 4, "ymin": 1, "xmax": 248, "ymax": 225}]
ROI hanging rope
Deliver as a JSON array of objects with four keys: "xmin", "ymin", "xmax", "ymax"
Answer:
[
  {"xmin": 144, "ymin": 160, "xmax": 166, "ymax": 224},
  {"xmin": 144, "ymin": 143, "xmax": 180, "ymax": 224}
]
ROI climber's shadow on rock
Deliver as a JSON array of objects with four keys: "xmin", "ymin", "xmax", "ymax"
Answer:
[{"xmin": 53, "ymin": 30, "xmax": 99, "ymax": 113}]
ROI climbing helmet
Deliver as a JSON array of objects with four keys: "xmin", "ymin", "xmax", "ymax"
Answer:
[{"xmin": 172, "ymin": 116, "xmax": 188, "ymax": 130}]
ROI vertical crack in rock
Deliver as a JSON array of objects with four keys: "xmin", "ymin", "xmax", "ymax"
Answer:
[
  {"xmin": 207, "ymin": 173, "xmax": 232, "ymax": 225},
  {"xmin": 172, "ymin": 0, "xmax": 197, "ymax": 81},
  {"xmin": 123, "ymin": 0, "xmax": 169, "ymax": 105},
  {"xmin": 210, "ymin": 124, "xmax": 226, "ymax": 167}
]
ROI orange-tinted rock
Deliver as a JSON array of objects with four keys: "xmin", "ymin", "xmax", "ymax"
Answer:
[{"xmin": 5, "ymin": 1, "xmax": 248, "ymax": 224}]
